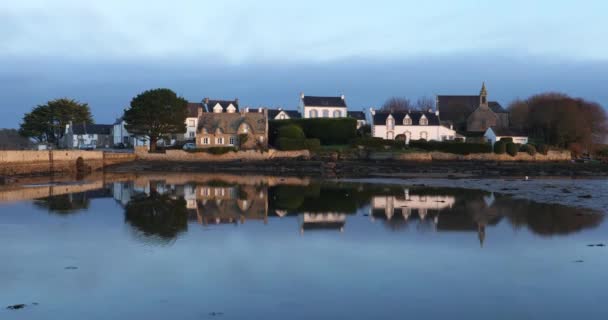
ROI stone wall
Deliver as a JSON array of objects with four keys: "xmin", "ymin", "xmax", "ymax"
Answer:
[
  {"xmin": 135, "ymin": 148, "xmax": 310, "ymax": 162},
  {"xmin": 389, "ymin": 150, "xmax": 572, "ymax": 162},
  {"xmin": 0, "ymin": 150, "xmax": 136, "ymax": 177}
]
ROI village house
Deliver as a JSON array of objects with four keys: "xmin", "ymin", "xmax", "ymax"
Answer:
[
  {"xmin": 112, "ymin": 118, "xmax": 150, "ymax": 148},
  {"xmin": 299, "ymin": 93, "xmax": 348, "ymax": 119},
  {"xmin": 63, "ymin": 122, "xmax": 113, "ymax": 149},
  {"xmin": 484, "ymin": 127, "xmax": 529, "ymax": 146},
  {"xmin": 195, "ymin": 101, "xmax": 268, "ymax": 149},
  {"xmin": 185, "ymin": 102, "xmax": 205, "ymax": 141},
  {"xmin": 267, "ymin": 108, "xmax": 301, "ymax": 120},
  {"xmin": 370, "ymin": 108, "xmax": 458, "ymax": 144},
  {"xmin": 347, "ymin": 111, "xmax": 367, "ymax": 129},
  {"xmin": 437, "ymin": 83, "xmax": 509, "ymax": 133}
]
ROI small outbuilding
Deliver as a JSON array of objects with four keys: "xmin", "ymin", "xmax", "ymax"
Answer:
[{"xmin": 484, "ymin": 127, "xmax": 528, "ymax": 146}]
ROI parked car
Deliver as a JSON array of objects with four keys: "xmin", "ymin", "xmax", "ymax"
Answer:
[
  {"xmin": 79, "ymin": 144, "xmax": 96, "ymax": 150},
  {"xmin": 182, "ymin": 143, "xmax": 197, "ymax": 150}
]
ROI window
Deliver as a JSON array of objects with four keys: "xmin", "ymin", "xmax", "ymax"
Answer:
[
  {"xmin": 309, "ymin": 109, "xmax": 318, "ymax": 118},
  {"xmin": 229, "ymin": 136, "xmax": 235, "ymax": 145},
  {"xmin": 188, "ymin": 119, "xmax": 195, "ymax": 127},
  {"xmin": 404, "ymin": 117, "xmax": 412, "ymax": 125},
  {"xmin": 279, "ymin": 114, "xmax": 286, "ymax": 120},
  {"xmin": 387, "ymin": 118, "xmax": 395, "ymax": 130},
  {"xmin": 202, "ymin": 137, "xmax": 209, "ymax": 145},
  {"xmin": 217, "ymin": 137, "xmax": 224, "ymax": 145},
  {"xmin": 419, "ymin": 117, "xmax": 428, "ymax": 125},
  {"xmin": 322, "ymin": 110, "xmax": 329, "ymax": 118},
  {"xmin": 189, "ymin": 132, "xmax": 195, "ymax": 138},
  {"xmin": 333, "ymin": 110, "xmax": 341, "ymax": 118}
]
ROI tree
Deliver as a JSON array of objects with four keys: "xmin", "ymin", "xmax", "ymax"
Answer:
[
  {"xmin": 414, "ymin": 96, "xmax": 435, "ymax": 111},
  {"xmin": 381, "ymin": 97, "xmax": 412, "ymax": 112},
  {"xmin": 507, "ymin": 93, "xmax": 608, "ymax": 152},
  {"xmin": 123, "ymin": 88, "xmax": 188, "ymax": 152},
  {"xmin": 19, "ymin": 98, "xmax": 93, "ymax": 145}
]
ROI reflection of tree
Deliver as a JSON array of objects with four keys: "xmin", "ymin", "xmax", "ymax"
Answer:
[
  {"xmin": 124, "ymin": 191, "xmax": 188, "ymax": 243},
  {"xmin": 503, "ymin": 199, "xmax": 604, "ymax": 236},
  {"xmin": 34, "ymin": 193, "xmax": 90, "ymax": 215}
]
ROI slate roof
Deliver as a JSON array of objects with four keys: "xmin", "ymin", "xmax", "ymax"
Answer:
[
  {"xmin": 187, "ymin": 102, "xmax": 204, "ymax": 117},
  {"xmin": 302, "ymin": 96, "xmax": 347, "ymax": 108},
  {"xmin": 372, "ymin": 111, "xmax": 441, "ymax": 126},
  {"xmin": 204, "ymin": 99, "xmax": 239, "ymax": 112},
  {"xmin": 268, "ymin": 109, "xmax": 301, "ymax": 119},
  {"xmin": 489, "ymin": 127, "xmax": 527, "ymax": 137},
  {"xmin": 437, "ymin": 95, "xmax": 507, "ymax": 122},
  {"xmin": 197, "ymin": 112, "xmax": 266, "ymax": 134},
  {"xmin": 489, "ymin": 102, "xmax": 508, "ymax": 113},
  {"xmin": 72, "ymin": 124, "xmax": 113, "ymax": 135},
  {"xmin": 347, "ymin": 111, "xmax": 366, "ymax": 120}
]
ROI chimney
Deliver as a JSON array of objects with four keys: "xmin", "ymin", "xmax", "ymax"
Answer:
[
  {"xmin": 428, "ymin": 108, "xmax": 433, "ymax": 113},
  {"xmin": 369, "ymin": 107, "xmax": 375, "ymax": 116},
  {"xmin": 235, "ymin": 98, "xmax": 239, "ymax": 106},
  {"xmin": 197, "ymin": 105, "xmax": 203, "ymax": 117},
  {"xmin": 435, "ymin": 110, "xmax": 440, "ymax": 117},
  {"xmin": 340, "ymin": 94, "xmax": 345, "ymax": 100},
  {"xmin": 258, "ymin": 108, "xmax": 262, "ymax": 113},
  {"xmin": 204, "ymin": 97, "xmax": 209, "ymax": 105},
  {"xmin": 300, "ymin": 92, "xmax": 305, "ymax": 100}
]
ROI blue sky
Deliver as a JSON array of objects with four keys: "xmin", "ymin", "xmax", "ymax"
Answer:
[{"xmin": 1, "ymin": 0, "xmax": 607, "ymax": 127}]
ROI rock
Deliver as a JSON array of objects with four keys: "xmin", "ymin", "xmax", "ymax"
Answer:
[
  {"xmin": 596, "ymin": 243, "xmax": 605, "ymax": 247},
  {"xmin": 578, "ymin": 195, "xmax": 592, "ymax": 199},
  {"xmin": 209, "ymin": 312, "xmax": 224, "ymax": 316},
  {"xmin": 587, "ymin": 244, "xmax": 596, "ymax": 247},
  {"xmin": 64, "ymin": 266, "xmax": 78, "ymax": 270},
  {"xmin": 6, "ymin": 304, "xmax": 26, "ymax": 310},
  {"xmin": 573, "ymin": 260, "xmax": 584, "ymax": 263},
  {"xmin": 561, "ymin": 189, "xmax": 572, "ymax": 193}
]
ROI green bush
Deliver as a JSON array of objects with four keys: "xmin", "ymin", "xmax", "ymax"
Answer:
[
  {"xmin": 493, "ymin": 141, "xmax": 506, "ymax": 154},
  {"xmin": 500, "ymin": 137, "xmax": 514, "ymax": 143},
  {"xmin": 277, "ymin": 138, "xmax": 321, "ymax": 151},
  {"xmin": 270, "ymin": 118, "xmax": 357, "ymax": 145},
  {"xmin": 277, "ymin": 124, "xmax": 305, "ymax": 140},
  {"xmin": 520, "ymin": 144, "xmax": 537, "ymax": 156},
  {"xmin": 409, "ymin": 140, "xmax": 492, "ymax": 155},
  {"xmin": 350, "ymin": 137, "xmax": 403, "ymax": 149},
  {"xmin": 506, "ymin": 143, "xmax": 519, "ymax": 157},
  {"xmin": 537, "ymin": 144, "xmax": 550, "ymax": 155}
]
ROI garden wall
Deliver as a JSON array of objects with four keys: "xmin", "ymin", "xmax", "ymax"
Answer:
[{"xmin": 134, "ymin": 148, "xmax": 310, "ymax": 162}]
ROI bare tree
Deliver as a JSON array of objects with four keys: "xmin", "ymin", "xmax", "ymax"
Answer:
[
  {"xmin": 414, "ymin": 96, "xmax": 435, "ymax": 111},
  {"xmin": 381, "ymin": 97, "xmax": 412, "ymax": 112}
]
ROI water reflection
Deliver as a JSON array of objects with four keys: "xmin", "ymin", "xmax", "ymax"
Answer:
[{"xmin": 18, "ymin": 176, "xmax": 605, "ymax": 244}]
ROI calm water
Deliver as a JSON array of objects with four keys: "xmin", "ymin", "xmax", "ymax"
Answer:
[{"xmin": 0, "ymin": 174, "xmax": 607, "ymax": 320}]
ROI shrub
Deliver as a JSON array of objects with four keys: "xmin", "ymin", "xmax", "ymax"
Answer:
[
  {"xmin": 277, "ymin": 125, "xmax": 305, "ymax": 140},
  {"xmin": 238, "ymin": 134, "xmax": 249, "ymax": 149},
  {"xmin": 270, "ymin": 118, "xmax": 357, "ymax": 145},
  {"xmin": 494, "ymin": 141, "xmax": 506, "ymax": 154},
  {"xmin": 409, "ymin": 140, "xmax": 492, "ymax": 155},
  {"xmin": 537, "ymin": 144, "xmax": 550, "ymax": 155},
  {"xmin": 520, "ymin": 144, "xmax": 537, "ymax": 156},
  {"xmin": 500, "ymin": 137, "xmax": 514, "ymax": 143},
  {"xmin": 277, "ymin": 138, "xmax": 321, "ymax": 151},
  {"xmin": 350, "ymin": 137, "xmax": 403, "ymax": 149},
  {"xmin": 506, "ymin": 143, "xmax": 519, "ymax": 157}
]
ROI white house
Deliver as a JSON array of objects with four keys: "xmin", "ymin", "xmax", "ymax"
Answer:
[
  {"xmin": 299, "ymin": 93, "xmax": 348, "ymax": 119},
  {"xmin": 267, "ymin": 108, "xmax": 301, "ymax": 120},
  {"xmin": 484, "ymin": 127, "xmax": 528, "ymax": 146},
  {"xmin": 185, "ymin": 102, "xmax": 205, "ymax": 141},
  {"xmin": 370, "ymin": 109, "xmax": 458, "ymax": 144},
  {"xmin": 112, "ymin": 118, "xmax": 149, "ymax": 148},
  {"xmin": 63, "ymin": 122, "xmax": 113, "ymax": 149},
  {"xmin": 347, "ymin": 111, "xmax": 367, "ymax": 129}
]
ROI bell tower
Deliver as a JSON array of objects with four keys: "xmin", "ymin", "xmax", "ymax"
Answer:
[{"xmin": 480, "ymin": 82, "xmax": 488, "ymax": 108}]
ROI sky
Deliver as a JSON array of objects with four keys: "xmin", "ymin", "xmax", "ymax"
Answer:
[{"xmin": 1, "ymin": 0, "xmax": 607, "ymax": 128}]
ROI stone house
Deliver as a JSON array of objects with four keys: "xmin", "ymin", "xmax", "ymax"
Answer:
[
  {"xmin": 370, "ymin": 109, "xmax": 458, "ymax": 144},
  {"xmin": 299, "ymin": 93, "xmax": 348, "ymax": 119},
  {"xmin": 196, "ymin": 107, "xmax": 268, "ymax": 149},
  {"xmin": 437, "ymin": 83, "xmax": 509, "ymax": 133}
]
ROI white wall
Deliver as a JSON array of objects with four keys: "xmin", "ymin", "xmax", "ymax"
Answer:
[
  {"xmin": 185, "ymin": 117, "xmax": 198, "ymax": 140},
  {"xmin": 302, "ymin": 106, "xmax": 347, "ymax": 119},
  {"xmin": 373, "ymin": 124, "xmax": 457, "ymax": 144}
]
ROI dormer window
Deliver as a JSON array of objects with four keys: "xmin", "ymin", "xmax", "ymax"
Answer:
[
  {"xmin": 404, "ymin": 115, "xmax": 412, "ymax": 125},
  {"xmin": 227, "ymin": 105, "xmax": 236, "ymax": 113},
  {"xmin": 387, "ymin": 116, "xmax": 395, "ymax": 129},
  {"xmin": 419, "ymin": 116, "xmax": 428, "ymax": 126},
  {"xmin": 213, "ymin": 104, "xmax": 223, "ymax": 113}
]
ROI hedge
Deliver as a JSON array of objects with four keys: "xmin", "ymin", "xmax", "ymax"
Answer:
[
  {"xmin": 494, "ymin": 141, "xmax": 507, "ymax": 154},
  {"xmin": 520, "ymin": 144, "xmax": 537, "ymax": 156},
  {"xmin": 269, "ymin": 118, "xmax": 357, "ymax": 145},
  {"xmin": 276, "ymin": 138, "xmax": 321, "ymax": 151},
  {"xmin": 277, "ymin": 124, "xmax": 305, "ymax": 140},
  {"xmin": 350, "ymin": 137, "xmax": 403, "ymax": 148},
  {"xmin": 506, "ymin": 143, "xmax": 519, "ymax": 156},
  {"xmin": 409, "ymin": 140, "xmax": 492, "ymax": 155}
]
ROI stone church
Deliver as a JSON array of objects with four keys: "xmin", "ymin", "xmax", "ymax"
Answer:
[{"xmin": 437, "ymin": 83, "xmax": 509, "ymax": 133}]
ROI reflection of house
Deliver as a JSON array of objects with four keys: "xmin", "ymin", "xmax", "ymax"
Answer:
[
  {"xmin": 299, "ymin": 93, "xmax": 348, "ymax": 119},
  {"xmin": 371, "ymin": 190, "xmax": 455, "ymax": 222},
  {"xmin": 63, "ymin": 122, "xmax": 113, "ymax": 149},
  {"xmin": 437, "ymin": 83, "xmax": 509, "ymax": 133},
  {"xmin": 189, "ymin": 185, "xmax": 268, "ymax": 226},
  {"xmin": 370, "ymin": 109, "xmax": 458, "ymax": 144},
  {"xmin": 484, "ymin": 127, "xmax": 528, "ymax": 146},
  {"xmin": 299, "ymin": 213, "xmax": 346, "ymax": 233}
]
